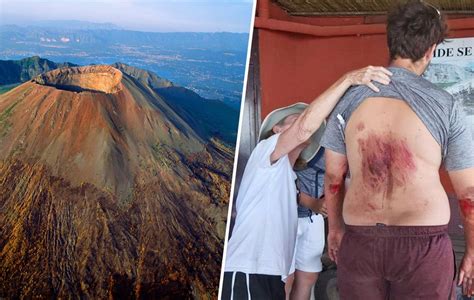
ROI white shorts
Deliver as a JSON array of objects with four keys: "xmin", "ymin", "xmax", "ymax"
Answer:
[{"xmin": 289, "ymin": 214, "xmax": 325, "ymax": 274}]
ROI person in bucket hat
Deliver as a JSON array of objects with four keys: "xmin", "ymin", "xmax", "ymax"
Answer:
[
  {"xmin": 258, "ymin": 102, "xmax": 325, "ymax": 171},
  {"xmin": 221, "ymin": 65, "xmax": 392, "ymax": 300}
]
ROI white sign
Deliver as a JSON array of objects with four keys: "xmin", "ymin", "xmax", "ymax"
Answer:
[{"xmin": 424, "ymin": 37, "xmax": 474, "ymax": 138}]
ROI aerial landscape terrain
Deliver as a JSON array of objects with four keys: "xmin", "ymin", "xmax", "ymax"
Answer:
[
  {"xmin": 0, "ymin": 20, "xmax": 246, "ymax": 299},
  {"xmin": 0, "ymin": 22, "xmax": 248, "ymax": 108}
]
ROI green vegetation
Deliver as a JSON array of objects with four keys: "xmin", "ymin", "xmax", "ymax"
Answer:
[
  {"xmin": 151, "ymin": 143, "xmax": 171, "ymax": 168},
  {"xmin": 0, "ymin": 101, "xmax": 19, "ymax": 137},
  {"xmin": 0, "ymin": 83, "xmax": 20, "ymax": 95},
  {"xmin": 0, "ymin": 56, "xmax": 77, "ymax": 85},
  {"xmin": 116, "ymin": 188, "xmax": 135, "ymax": 209},
  {"xmin": 151, "ymin": 142, "xmax": 181, "ymax": 170}
]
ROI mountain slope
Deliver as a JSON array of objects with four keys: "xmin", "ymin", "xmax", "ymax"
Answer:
[
  {"xmin": 112, "ymin": 63, "xmax": 239, "ymax": 146},
  {"xmin": 156, "ymin": 86, "xmax": 239, "ymax": 146},
  {"xmin": 0, "ymin": 58, "xmax": 240, "ymax": 145},
  {"xmin": 0, "ymin": 65, "xmax": 233, "ymax": 298}
]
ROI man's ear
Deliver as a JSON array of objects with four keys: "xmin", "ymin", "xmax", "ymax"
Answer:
[{"xmin": 425, "ymin": 44, "xmax": 437, "ymax": 61}]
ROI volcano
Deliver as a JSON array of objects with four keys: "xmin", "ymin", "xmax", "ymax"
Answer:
[{"xmin": 0, "ymin": 65, "xmax": 234, "ymax": 298}]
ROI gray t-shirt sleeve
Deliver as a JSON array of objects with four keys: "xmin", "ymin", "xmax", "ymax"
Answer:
[
  {"xmin": 444, "ymin": 101, "xmax": 474, "ymax": 171},
  {"xmin": 320, "ymin": 100, "xmax": 347, "ymax": 155}
]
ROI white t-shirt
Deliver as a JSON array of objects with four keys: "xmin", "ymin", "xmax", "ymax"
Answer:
[{"xmin": 224, "ymin": 133, "xmax": 298, "ymax": 277}]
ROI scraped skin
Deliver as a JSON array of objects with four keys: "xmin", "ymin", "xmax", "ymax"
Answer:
[
  {"xmin": 331, "ymin": 98, "xmax": 450, "ymax": 227},
  {"xmin": 329, "ymin": 184, "xmax": 342, "ymax": 195},
  {"xmin": 356, "ymin": 122, "xmax": 365, "ymax": 132},
  {"xmin": 358, "ymin": 133, "xmax": 417, "ymax": 200},
  {"xmin": 460, "ymin": 200, "xmax": 474, "ymax": 217},
  {"xmin": 450, "ymin": 170, "xmax": 474, "ymax": 297},
  {"xmin": 459, "ymin": 188, "xmax": 474, "ymax": 219}
]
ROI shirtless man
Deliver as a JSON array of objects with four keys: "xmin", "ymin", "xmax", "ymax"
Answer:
[{"xmin": 321, "ymin": 1, "xmax": 474, "ymax": 299}]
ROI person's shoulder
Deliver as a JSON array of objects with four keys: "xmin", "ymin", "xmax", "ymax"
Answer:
[{"xmin": 328, "ymin": 85, "xmax": 370, "ymax": 117}]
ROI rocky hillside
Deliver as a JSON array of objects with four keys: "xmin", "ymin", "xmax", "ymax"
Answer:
[
  {"xmin": 0, "ymin": 65, "xmax": 234, "ymax": 299},
  {"xmin": 0, "ymin": 56, "xmax": 77, "ymax": 85}
]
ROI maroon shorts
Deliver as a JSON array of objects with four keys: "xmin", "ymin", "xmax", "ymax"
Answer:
[{"xmin": 338, "ymin": 225, "xmax": 455, "ymax": 300}]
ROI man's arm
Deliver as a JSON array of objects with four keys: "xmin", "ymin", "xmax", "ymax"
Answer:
[
  {"xmin": 271, "ymin": 66, "xmax": 392, "ymax": 164},
  {"xmin": 299, "ymin": 192, "xmax": 327, "ymax": 216},
  {"xmin": 324, "ymin": 150, "xmax": 349, "ymax": 263},
  {"xmin": 449, "ymin": 168, "xmax": 474, "ymax": 296}
]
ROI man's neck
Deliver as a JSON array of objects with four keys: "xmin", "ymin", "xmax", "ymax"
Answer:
[{"xmin": 390, "ymin": 58, "xmax": 427, "ymax": 76}]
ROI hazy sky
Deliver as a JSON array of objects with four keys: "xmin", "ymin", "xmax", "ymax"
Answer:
[{"xmin": 0, "ymin": 0, "xmax": 255, "ymax": 32}]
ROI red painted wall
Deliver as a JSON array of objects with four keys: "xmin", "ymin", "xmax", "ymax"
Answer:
[
  {"xmin": 259, "ymin": 30, "xmax": 390, "ymax": 117},
  {"xmin": 258, "ymin": 2, "xmax": 474, "ymax": 117},
  {"xmin": 256, "ymin": 0, "xmax": 474, "ymax": 195}
]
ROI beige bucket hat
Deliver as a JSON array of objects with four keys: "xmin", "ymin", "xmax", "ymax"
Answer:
[{"xmin": 258, "ymin": 102, "xmax": 326, "ymax": 164}]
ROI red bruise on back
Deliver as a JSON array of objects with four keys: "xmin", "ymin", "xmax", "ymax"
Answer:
[
  {"xmin": 358, "ymin": 133, "xmax": 417, "ymax": 198},
  {"xmin": 356, "ymin": 122, "xmax": 365, "ymax": 132}
]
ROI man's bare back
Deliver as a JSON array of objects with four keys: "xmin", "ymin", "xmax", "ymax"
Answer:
[{"xmin": 343, "ymin": 97, "xmax": 449, "ymax": 226}]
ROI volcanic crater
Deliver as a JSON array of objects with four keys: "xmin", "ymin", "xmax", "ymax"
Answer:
[
  {"xmin": 33, "ymin": 65, "xmax": 123, "ymax": 93},
  {"xmin": 0, "ymin": 63, "xmax": 233, "ymax": 299}
]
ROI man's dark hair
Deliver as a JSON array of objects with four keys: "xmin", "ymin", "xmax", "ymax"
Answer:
[{"xmin": 387, "ymin": 0, "xmax": 448, "ymax": 61}]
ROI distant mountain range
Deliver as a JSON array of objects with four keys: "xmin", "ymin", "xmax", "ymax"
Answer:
[
  {"xmin": 0, "ymin": 56, "xmax": 239, "ymax": 145},
  {"xmin": 0, "ymin": 24, "xmax": 248, "ymax": 51},
  {"xmin": 0, "ymin": 62, "xmax": 234, "ymax": 298},
  {"xmin": 23, "ymin": 20, "xmax": 122, "ymax": 30},
  {"xmin": 0, "ymin": 23, "xmax": 247, "ymax": 107}
]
